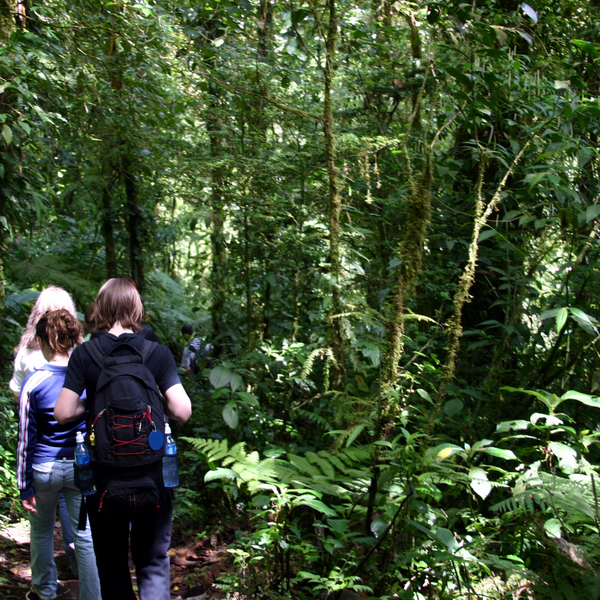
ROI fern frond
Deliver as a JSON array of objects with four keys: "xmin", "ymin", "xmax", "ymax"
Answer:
[{"xmin": 295, "ymin": 408, "xmax": 333, "ymax": 432}]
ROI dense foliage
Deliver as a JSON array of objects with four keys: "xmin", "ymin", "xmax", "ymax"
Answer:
[{"xmin": 2, "ymin": 0, "xmax": 600, "ymax": 597}]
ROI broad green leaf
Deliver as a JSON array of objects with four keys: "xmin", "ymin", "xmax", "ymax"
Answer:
[
  {"xmin": 501, "ymin": 387, "xmax": 553, "ymax": 410},
  {"xmin": 496, "ymin": 420, "xmax": 530, "ymax": 432},
  {"xmin": 569, "ymin": 307, "xmax": 598, "ymax": 335},
  {"xmin": 416, "ymin": 388, "xmax": 433, "ymax": 404},
  {"xmin": 407, "ymin": 521, "xmax": 458, "ymax": 553},
  {"xmin": 223, "ymin": 401, "xmax": 239, "ymax": 429},
  {"xmin": 586, "ymin": 205, "xmax": 600, "ymax": 223},
  {"xmin": 295, "ymin": 497, "xmax": 337, "ymax": 516},
  {"xmin": 235, "ymin": 391, "xmax": 259, "ymax": 405},
  {"xmin": 469, "ymin": 467, "xmax": 492, "ymax": 499},
  {"xmin": 229, "ymin": 371, "xmax": 243, "ymax": 392},
  {"xmin": 556, "ymin": 307, "xmax": 568, "ymax": 333},
  {"xmin": 327, "ymin": 519, "xmax": 349, "ymax": 535},
  {"xmin": 528, "ymin": 172, "xmax": 548, "ymax": 188},
  {"xmin": 481, "ymin": 447, "xmax": 517, "ymax": 460},
  {"xmin": 434, "ymin": 443, "xmax": 463, "ymax": 460},
  {"xmin": 370, "ymin": 517, "xmax": 387, "ymax": 538},
  {"xmin": 472, "ymin": 439, "xmax": 494, "ymax": 450},
  {"xmin": 573, "ymin": 40, "xmax": 597, "ymax": 56},
  {"xmin": 478, "ymin": 229, "xmax": 497, "ymax": 243},
  {"xmin": 557, "ymin": 390, "xmax": 600, "ymax": 409},
  {"xmin": 210, "ymin": 365, "xmax": 233, "ymax": 388},
  {"xmin": 530, "ymin": 413, "xmax": 563, "ymax": 426},
  {"xmin": 442, "ymin": 399, "xmax": 463, "ymax": 417},
  {"xmin": 2, "ymin": 124, "xmax": 12, "ymax": 145},
  {"xmin": 544, "ymin": 518, "xmax": 562, "ymax": 539},
  {"xmin": 548, "ymin": 442, "xmax": 578, "ymax": 470}
]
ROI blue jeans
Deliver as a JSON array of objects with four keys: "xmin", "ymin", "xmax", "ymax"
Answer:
[
  {"xmin": 58, "ymin": 492, "xmax": 78, "ymax": 576},
  {"xmin": 29, "ymin": 459, "xmax": 101, "ymax": 600}
]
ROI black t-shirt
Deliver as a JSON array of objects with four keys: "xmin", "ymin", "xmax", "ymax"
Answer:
[{"xmin": 64, "ymin": 333, "xmax": 180, "ymax": 408}]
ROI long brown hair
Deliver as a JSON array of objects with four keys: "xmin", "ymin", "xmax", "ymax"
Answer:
[
  {"xmin": 17, "ymin": 286, "xmax": 78, "ymax": 351},
  {"xmin": 91, "ymin": 278, "xmax": 143, "ymax": 333},
  {"xmin": 35, "ymin": 309, "xmax": 83, "ymax": 358}
]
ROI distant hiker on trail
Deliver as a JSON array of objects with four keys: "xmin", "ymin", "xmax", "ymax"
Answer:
[
  {"xmin": 16, "ymin": 309, "xmax": 101, "ymax": 600},
  {"xmin": 10, "ymin": 286, "xmax": 82, "ymax": 580},
  {"xmin": 180, "ymin": 324, "xmax": 212, "ymax": 374},
  {"xmin": 54, "ymin": 278, "xmax": 192, "ymax": 600}
]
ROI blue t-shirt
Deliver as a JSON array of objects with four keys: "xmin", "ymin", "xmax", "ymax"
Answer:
[{"xmin": 17, "ymin": 364, "xmax": 87, "ymax": 500}]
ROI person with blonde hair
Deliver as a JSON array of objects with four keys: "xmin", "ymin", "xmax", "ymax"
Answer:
[
  {"xmin": 10, "ymin": 286, "xmax": 78, "ymax": 401},
  {"xmin": 17, "ymin": 309, "xmax": 100, "ymax": 600},
  {"xmin": 55, "ymin": 278, "xmax": 192, "ymax": 600},
  {"xmin": 10, "ymin": 286, "xmax": 81, "ymax": 579}
]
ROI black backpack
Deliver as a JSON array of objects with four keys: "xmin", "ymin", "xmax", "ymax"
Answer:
[
  {"xmin": 78, "ymin": 337, "xmax": 170, "ymax": 517},
  {"xmin": 85, "ymin": 337, "xmax": 166, "ymax": 468}
]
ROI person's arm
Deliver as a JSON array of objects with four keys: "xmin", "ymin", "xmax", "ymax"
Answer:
[
  {"xmin": 54, "ymin": 388, "xmax": 87, "ymax": 424},
  {"xmin": 163, "ymin": 383, "xmax": 192, "ymax": 422},
  {"xmin": 17, "ymin": 382, "xmax": 37, "ymax": 502}
]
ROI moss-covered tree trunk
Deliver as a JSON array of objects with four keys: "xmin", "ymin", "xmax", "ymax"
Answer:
[{"xmin": 323, "ymin": 0, "xmax": 345, "ymax": 386}]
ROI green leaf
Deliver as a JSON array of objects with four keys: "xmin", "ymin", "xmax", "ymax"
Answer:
[
  {"xmin": 2, "ymin": 124, "xmax": 12, "ymax": 145},
  {"xmin": 210, "ymin": 366, "xmax": 233, "ymax": 388},
  {"xmin": 346, "ymin": 424, "xmax": 364, "ymax": 447},
  {"xmin": 442, "ymin": 399, "xmax": 463, "ymax": 417},
  {"xmin": 370, "ymin": 517, "xmax": 387, "ymax": 538},
  {"xmin": 544, "ymin": 518, "xmax": 562, "ymax": 539},
  {"xmin": 408, "ymin": 521, "xmax": 459, "ymax": 553},
  {"xmin": 548, "ymin": 442, "xmax": 578, "ymax": 470},
  {"xmin": 416, "ymin": 388, "xmax": 433, "ymax": 404},
  {"xmin": 481, "ymin": 447, "xmax": 517, "ymax": 460},
  {"xmin": 569, "ymin": 307, "xmax": 598, "ymax": 335},
  {"xmin": 539, "ymin": 308, "xmax": 561, "ymax": 321},
  {"xmin": 586, "ymin": 205, "xmax": 600, "ymax": 223},
  {"xmin": 478, "ymin": 229, "xmax": 497, "ymax": 243},
  {"xmin": 229, "ymin": 371, "xmax": 243, "ymax": 392},
  {"xmin": 556, "ymin": 307, "xmax": 568, "ymax": 333},
  {"xmin": 469, "ymin": 467, "xmax": 492, "ymax": 499},
  {"xmin": 496, "ymin": 420, "xmax": 530, "ymax": 432},
  {"xmin": 223, "ymin": 401, "xmax": 239, "ymax": 429},
  {"xmin": 205, "ymin": 467, "xmax": 238, "ymax": 482},
  {"xmin": 235, "ymin": 391, "xmax": 259, "ymax": 406},
  {"xmin": 573, "ymin": 40, "xmax": 598, "ymax": 57},
  {"xmin": 327, "ymin": 519, "xmax": 349, "ymax": 535},
  {"xmin": 18, "ymin": 121, "xmax": 31, "ymax": 135},
  {"xmin": 558, "ymin": 390, "xmax": 600, "ymax": 409},
  {"xmin": 295, "ymin": 497, "xmax": 337, "ymax": 516}
]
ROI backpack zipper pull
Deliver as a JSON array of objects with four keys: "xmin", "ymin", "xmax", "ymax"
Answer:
[{"xmin": 90, "ymin": 431, "xmax": 96, "ymax": 446}]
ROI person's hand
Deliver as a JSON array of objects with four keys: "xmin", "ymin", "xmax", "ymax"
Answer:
[{"xmin": 22, "ymin": 496, "xmax": 37, "ymax": 513}]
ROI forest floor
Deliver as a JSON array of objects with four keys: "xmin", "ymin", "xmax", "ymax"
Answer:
[{"xmin": 0, "ymin": 517, "xmax": 230, "ymax": 599}]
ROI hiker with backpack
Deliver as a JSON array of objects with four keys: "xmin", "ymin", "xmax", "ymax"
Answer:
[
  {"xmin": 54, "ymin": 278, "xmax": 192, "ymax": 600},
  {"xmin": 180, "ymin": 324, "xmax": 212, "ymax": 374},
  {"xmin": 16, "ymin": 309, "xmax": 101, "ymax": 600}
]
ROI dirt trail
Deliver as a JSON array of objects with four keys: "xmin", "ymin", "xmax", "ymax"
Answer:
[{"xmin": 0, "ymin": 520, "xmax": 229, "ymax": 599}]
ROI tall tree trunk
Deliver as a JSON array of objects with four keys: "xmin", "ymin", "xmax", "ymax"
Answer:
[
  {"xmin": 0, "ymin": 0, "xmax": 14, "ymax": 43},
  {"xmin": 101, "ymin": 183, "xmax": 118, "ymax": 278},
  {"xmin": 324, "ymin": 0, "xmax": 345, "ymax": 385},
  {"xmin": 122, "ymin": 156, "xmax": 144, "ymax": 290}
]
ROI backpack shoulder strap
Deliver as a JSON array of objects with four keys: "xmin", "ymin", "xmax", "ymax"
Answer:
[
  {"xmin": 140, "ymin": 340, "xmax": 158, "ymax": 364},
  {"xmin": 85, "ymin": 338, "xmax": 106, "ymax": 369}
]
